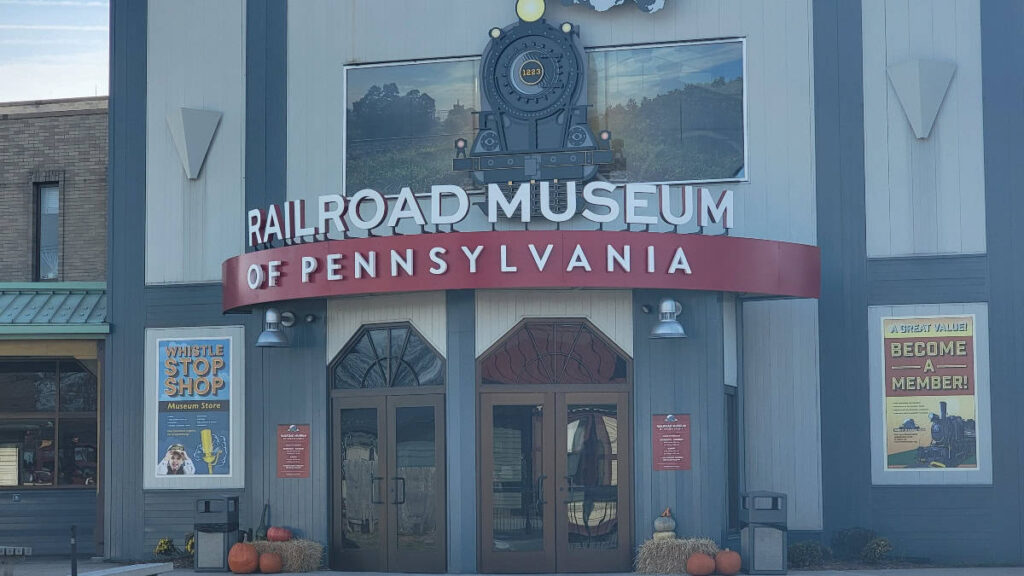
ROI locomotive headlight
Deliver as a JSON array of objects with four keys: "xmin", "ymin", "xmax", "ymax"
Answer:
[
  {"xmin": 455, "ymin": 138, "xmax": 467, "ymax": 149},
  {"xmin": 516, "ymin": 0, "xmax": 545, "ymax": 22},
  {"xmin": 561, "ymin": 22, "xmax": 573, "ymax": 33},
  {"xmin": 490, "ymin": 27, "xmax": 502, "ymax": 39},
  {"xmin": 599, "ymin": 130, "xmax": 611, "ymax": 141}
]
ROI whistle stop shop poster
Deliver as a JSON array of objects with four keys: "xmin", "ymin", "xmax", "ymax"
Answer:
[
  {"xmin": 883, "ymin": 315, "xmax": 978, "ymax": 469},
  {"xmin": 156, "ymin": 337, "xmax": 232, "ymax": 477}
]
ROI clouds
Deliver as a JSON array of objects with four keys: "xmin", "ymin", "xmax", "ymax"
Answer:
[
  {"xmin": 0, "ymin": 0, "xmax": 106, "ymax": 6},
  {"xmin": 561, "ymin": 0, "xmax": 667, "ymax": 13},
  {"xmin": 0, "ymin": 49, "xmax": 107, "ymax": 101},
  {"xmin": 0, "ymin": 0, "xmax": 108, "ymax": 102},
  {"xmin": 0, "ymin": 23, "xmax": 105, "ymax": 30}
]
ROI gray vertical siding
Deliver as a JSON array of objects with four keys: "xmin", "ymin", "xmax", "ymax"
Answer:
[
  {"xmin": 141, "ymin": 285, "xmax": 255, "ymax": 552},
  {"xmin": 814, "ymin": 0, "xmax": 1022, "ymax": 564},
  {"xmin": 445, "ymin": 290, "xmax": 476, "ymax": 573},
  {"xmin": 981, "ymin": 0, "xmax": 1024, "ymax": 565},
  {"xmin": 106, "ymin": 0, "xmax": 148, "ymax": 561},
  {"xmin": 741, "ymin": 300, "xmax": 822, "ymax": 531},
  {"xmin": 253, "ymin": 298, "xmax": 329, "ymax": 544},
  {"xmin": 139, "ymin": 289, "xmax": 326, "ymax": 552},
  {"xmin": 861, "ymin": 0, "xmax": 987, "ymax": 257},
  {"xmin": 245, "ymin": 0, "xmax": 287, "ymax": 223},
  {"xmin": 814, "ymin": 0, "xmax": 873, "ymax": 534},
  {"xmin": 107, "ymin": 0, "xmax": 295, "ymax": 560},
  {"xmin": 242, "ymin": 0, "xmax": 290, "ymax": 543},
  {"xmin": 633, "ymin": 290, "xmax": 726, "ymax": 544}
]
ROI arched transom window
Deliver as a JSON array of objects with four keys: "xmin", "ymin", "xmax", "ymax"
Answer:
[
  {"xmin": 331, "ymin": 323, "xmax": 444, "ymax": 389},
  {"xmin": 480, "ymin": 320, "xmax": 629, "ymax": 385}
]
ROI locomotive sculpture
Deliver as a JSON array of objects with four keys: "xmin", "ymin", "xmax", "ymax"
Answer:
[
  {"xmin": 453, "ymin": 0, "xmax": 613, "ymax": 185},
  {"xmin": 917, "ymin": 401, "xmax": 976, "ymax": 468}
]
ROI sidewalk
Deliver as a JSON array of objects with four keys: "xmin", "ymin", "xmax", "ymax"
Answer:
[
  {"xmin": 8, "ymin": 558, "xmax": 125, "ymax": 576},
  {"xmin": 13, "ymin": 559, "xmax": 1024, "ymax": 576},
  {"xmin": 169, "ymin": 568, "xmax": 1024, "ymax": 576}
]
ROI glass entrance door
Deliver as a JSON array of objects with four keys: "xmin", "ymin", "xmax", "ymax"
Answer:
[
  {"xmin": 480, "ymin": 392, "xmax": 631, "ymax": 573},
  {"xmin": 331, "ymin": 394, "xmax": 445, "ymax": 573},
  {"xmin": 556, "ymin": 393, "xmax": 630, "ymax": 572}
]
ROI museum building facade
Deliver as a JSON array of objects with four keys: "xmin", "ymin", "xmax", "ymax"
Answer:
[{"xmin": 102, "ymin": 0, "xmax": 1024, "ymax": 571}]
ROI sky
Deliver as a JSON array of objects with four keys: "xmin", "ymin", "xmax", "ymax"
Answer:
[{"xmin": 0, "ymin": 0, "xmax": 109, "ymax": 103}]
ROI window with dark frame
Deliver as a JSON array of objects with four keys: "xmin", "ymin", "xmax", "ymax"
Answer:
[
  {"xmin": 331, "ymin": 323, "xmax": 445, "ymax": 389},
  {"xmin": 343, "ymin": 40, "xmax": 746, "ymax": 196},
  {"xmin": 35, "ymin": 183, "xmax": 60, "ymax": 281},
  {"xmin": 0, "ymin": 359, "xmax": 98, "ymax": 488},
  {"xmin": 479, "ymin": 320, "xmax": 629, "ymax": 386}
]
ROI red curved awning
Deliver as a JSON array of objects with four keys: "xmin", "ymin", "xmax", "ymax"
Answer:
[{"xmin": 222, "ymin": 230, "xmax": 820, "ymax": 312}]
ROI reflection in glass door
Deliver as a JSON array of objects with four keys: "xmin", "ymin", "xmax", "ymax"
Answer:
[
  {"xmin": 480, "ymin": 394, "xmax": 556, "ymax": 573},
  {"xmin": 557, "ymin": 394, "xmax": 630, "ymax": 572},
  {"xmin": 333, "ymin": 397, "xmax": 385, "ymax": 572},
  {"xmin": 331, "ymin": 394, "xmax": 445, "ymax": 573},
  {"xmin": 388, "ymin": 395, "xmax": 446, "ymax": 573}
]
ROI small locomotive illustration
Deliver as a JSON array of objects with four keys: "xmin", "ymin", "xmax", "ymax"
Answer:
[
  {"xmin": 453, "ymin": 0, "xmax": 613, "ymax": 185},
  {"xmin": 917, "ymin": 401, "xmax": 977, "ymax": 468}
]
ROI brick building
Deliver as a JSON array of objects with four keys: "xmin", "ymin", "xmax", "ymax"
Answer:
[
  {"xmin": 0, "ymin": 97, "xmax": 108, "ymax": 555},
  {"xmin": 0, "ymin": 97, "xmax": 107, "ymax": 281}
]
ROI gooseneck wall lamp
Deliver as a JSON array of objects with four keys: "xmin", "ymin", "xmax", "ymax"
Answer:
[
  {"xmin": 650, "ymin": 298, "xmax": 687, "ymax": 339},
  {"xmin": 256, "ymin": 308, "xmax": 291, "ymax": 348},
  {"xmin": 256, "ymin": 308, "xmax": 318, "ymax": 348}
]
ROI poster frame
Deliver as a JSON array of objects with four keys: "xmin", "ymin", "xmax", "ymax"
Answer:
[
  {"xmin": 144, "ymin": 325, "xmax": 246, "ymax": 490},
  {"xmin": 868, "ymin": 304, "xmax": 991, "ymax": 486}
]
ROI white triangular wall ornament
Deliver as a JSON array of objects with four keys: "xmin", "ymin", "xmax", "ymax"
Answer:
[
  {"xmin": 886, "ymin": 59, "xmax": 956, "ymax": 140},
  {"xmin": 166, "ymin": 107, "xmax": 222, "ymax": 179}
]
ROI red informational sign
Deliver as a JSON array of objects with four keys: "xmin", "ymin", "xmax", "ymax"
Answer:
[
  {"xmin": 222, "ymin": 230, "xmax": 820, "ymax": 312},
  {"xmin": 652, "ymin": 414, "xmax": 691, "ymax": 471},
  {"xmin": 276, "ymin": 424, "xmax": 310, "ymax": 479}
]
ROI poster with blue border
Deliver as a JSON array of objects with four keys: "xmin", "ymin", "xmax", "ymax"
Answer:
[{"xmin": 156, "ymin": 337, "xmax": 232, "ymax": 477}]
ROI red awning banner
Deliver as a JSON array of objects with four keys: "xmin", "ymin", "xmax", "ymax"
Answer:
[{"xmin": 222, "ymin": 230, "xmax": 820, "ymax": 312}]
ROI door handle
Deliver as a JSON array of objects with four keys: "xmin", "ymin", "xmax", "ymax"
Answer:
[
  {"xmin": 563, "ymin": 475, "xmax": 576, "ymax": 503},
  {"xmin": 371, "ymin": 475, "xmax": 384, "ymax": 504},
  {"xmin": 535, "ymin": 474, "xmax": 548, "ymax": 506},
  {"xmin": 393, "ymin": 476, "xmax": 406, "ymax": 505}
]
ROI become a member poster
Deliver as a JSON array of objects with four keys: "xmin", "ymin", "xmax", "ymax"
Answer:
[
  {"xmin": 883, "ymin": 315, "xmax": 977, "ymax": 470},
  {"xmin": 156, "ymin": 338, "xmax": 232, "ymax": 477}
]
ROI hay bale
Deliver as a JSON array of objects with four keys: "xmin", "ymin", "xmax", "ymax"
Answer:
[
  {"xmin": 252, "ymin": 539, "xmax": 324, "ymax": 572},
  {"xmin": 635, "ymin": 537, "xmax": 720, "ymax": 574}
]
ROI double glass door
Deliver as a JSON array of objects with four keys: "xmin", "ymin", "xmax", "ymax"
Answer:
[
  {"xmin": 480, "ymin": 392, "xmax": 632, "ymax": 573},
  {"xmin": 331, "ymin": 394, "xmax": 445, "ymax": 573}
]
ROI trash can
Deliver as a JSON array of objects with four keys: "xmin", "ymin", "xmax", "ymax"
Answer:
[
  {"xmin": 194, "ymin": 497, "xmax": 239, "ymax": 572},
  {"xmin": 740, "ymin": 491, "xmax": 787, "ymax": 574}
]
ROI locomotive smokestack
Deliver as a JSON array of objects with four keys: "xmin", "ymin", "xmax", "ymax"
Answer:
[{"xmin": 940, "ymin": 401, "xmax": 948, "ymax": 419}]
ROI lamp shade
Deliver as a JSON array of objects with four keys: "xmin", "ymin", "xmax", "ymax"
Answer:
[
  {"xmin": 256, "ymin": 307, "xmax": 290, "ymax": 348},
  {"xmin": 650, "ymin": 299, "xmax": 687, "ymax": 339}
]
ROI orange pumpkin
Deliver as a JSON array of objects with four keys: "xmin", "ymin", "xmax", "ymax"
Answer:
[
  {"xmin": 267, "ymin": 526, "xmax": 292, "ymax": 542},
  {"xmin": 715, "ymin": 549, "xmax": 742, "ymax": 576},
  {"xmin": 685, "ymin": 552, "xmax": 715, "ymax": 576},
  {"xmin": 227, "ymin": 542, "xmax": 259, "ymax": 574},
  {"xmin": 259, "ymin": 552, "xmax": 283, "ymax": 574}
]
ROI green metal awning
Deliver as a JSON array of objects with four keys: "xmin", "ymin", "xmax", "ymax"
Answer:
[{"xmin": 0, "ymin": 282, "xmax": 108, "ymax": 337}]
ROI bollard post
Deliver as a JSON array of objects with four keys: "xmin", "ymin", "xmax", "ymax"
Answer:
[{"xmin": 70, "ymin": 525, "xmax": 78, "ymax": 576}]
